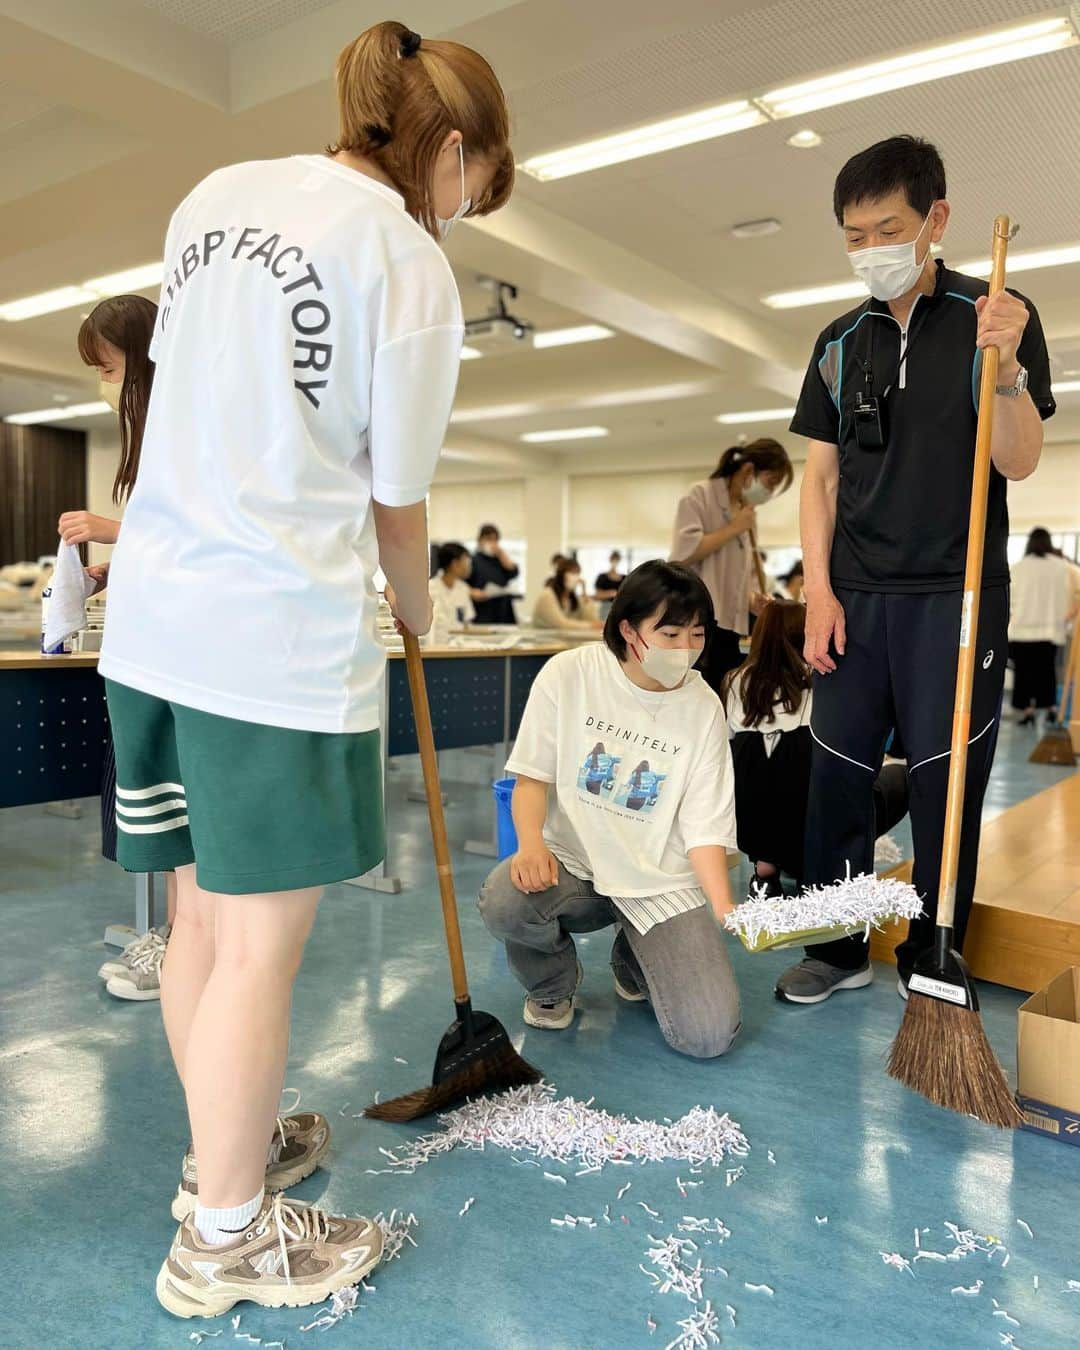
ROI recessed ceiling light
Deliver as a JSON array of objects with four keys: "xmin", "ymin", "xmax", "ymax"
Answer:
[
  {"xmin": 763, "ymin": 240, "xmax": 1080, "ymax": 309},
  {"xmin": 5, "ymin": 401, "xmax": 111, "ymax": 425},
  {"xmin": 715, "ymin": 408, "xmax": 796, "ymax": 425},
  {"xmin": 759, "ymin": 17, "xmax": 1078, "ymax": 119},
  {"xmin": 731, "ymin": 218, "xmax": 782, "ymax": 240},
  {"xmin": 787, "ymin": 129, "xmax": 823, "ymax": 149},
  {"xmin": 520, "ymin": 101, "xmax": 767, "ymax": 181},
  {"xmin": 460, "ymin": 345, "xmax": 484, "ymax": 360},
  {"xmin": 533, "ymin": 324, "xmax": 614, "ymax": 349},
  {"xmin": 520, "ymin": 426, "xmax": 609, "ymax": 443}
]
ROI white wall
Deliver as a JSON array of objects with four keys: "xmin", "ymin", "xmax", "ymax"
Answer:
[{"xmin": 86, "ymin": 429, "xmax": 124, "ymax": 567}]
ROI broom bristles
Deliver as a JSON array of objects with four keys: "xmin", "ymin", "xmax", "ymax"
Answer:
[
  {"xmin": 887, "ymin": 993, "xmax": 1022, "ymax": 1128},
  {"xmin": 364, "ymin": 1043, "xmax": 542, "ymax": 1123}
]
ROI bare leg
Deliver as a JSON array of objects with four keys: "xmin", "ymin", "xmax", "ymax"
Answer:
[
  {"xmin": 184, "ymin": 885, "xmax": 322, "ymax": 1208},
  {"xmin": 160, "ymin": 864, "xmax": 216, "ymax": 1085}
]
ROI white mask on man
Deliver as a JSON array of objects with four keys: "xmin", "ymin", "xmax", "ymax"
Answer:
[{"xmin": 847, "ymin": 210, "xmax": 934, "ymax": 302}]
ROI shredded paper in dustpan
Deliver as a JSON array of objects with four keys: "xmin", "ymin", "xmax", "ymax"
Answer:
[{"xmin": 723, "ymin": 871, "xmax": 923, "ymax": 953}]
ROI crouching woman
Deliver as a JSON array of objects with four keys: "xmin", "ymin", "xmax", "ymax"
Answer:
[{"xmin": 478, "ymin": 561, "xmax": 741, "ymax": 1058}]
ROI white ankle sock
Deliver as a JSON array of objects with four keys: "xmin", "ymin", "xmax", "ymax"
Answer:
[{"xmin": 195, "ymin": 1188, "xmax": 265, "ymax": 1247}]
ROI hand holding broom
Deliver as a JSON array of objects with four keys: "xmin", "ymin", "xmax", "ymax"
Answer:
[{"xmin": 886, "ymin": 216, "xmax": 1023, "ymax": 1128}]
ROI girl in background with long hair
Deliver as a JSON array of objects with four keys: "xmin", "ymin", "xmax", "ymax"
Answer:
[
  {"xmin": 533, "ymin": 557, "xmax": 601, "ymax": 630},
  {"xmin": 724, "ymin": 600, "xmax": 908, "ymax": 905},
  {"xmin": 58, "ymin": 294, "xmax": 178, "ymax": 1001},
  {"xmin": 670, "ymin": 438, "xmax": 793, "ymax": 694}
]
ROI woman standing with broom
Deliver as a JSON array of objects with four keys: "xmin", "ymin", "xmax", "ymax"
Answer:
[{"xmin": 97, "ymin": 19, "xmax": 514, "ymax": 1318}]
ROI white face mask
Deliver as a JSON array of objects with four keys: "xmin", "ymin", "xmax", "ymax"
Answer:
[
  {"xmin": 742, "ymin": 474, "xmax": 773, "ymax": 507},
  {"xmin": 436, "ymin": 143, "xmax": 471, "ymax": 242},
  {"xmin": 847, "ymin": 211, "xmax": 934, "ymax": 302},
  {"xmin": 99, "ymin": 379, "xmax": 122, "ymax": 412},
  {"xmin": 632, "ymin": 633, "xmax": 695, "ymax": 689},
  {"xmin": 479, "ymin": 541, "xmax": 497, "ymax": 556}
]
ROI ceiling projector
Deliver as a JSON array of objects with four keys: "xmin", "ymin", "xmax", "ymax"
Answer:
[{"xmin": 465, "ymin": 277, "xmax": 534, "ymax": 351}]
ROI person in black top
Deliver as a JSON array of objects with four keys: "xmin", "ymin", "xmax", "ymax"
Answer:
[
  {"xmin": 595, "ymin": 551, "xmax": 626, "ymax": 604},
  {"xmin": 468, "ymin": 523, "xmax": 520, "ymax": 624},
  {"xmin": 776, "ymin": 136, "xmax": 1055, "ymax": 1007}
]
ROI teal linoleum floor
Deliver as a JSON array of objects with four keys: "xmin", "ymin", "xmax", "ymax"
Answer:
[{"xmin": 1, "ymin": 719, "xmax": 1077, "ymax": 1349}]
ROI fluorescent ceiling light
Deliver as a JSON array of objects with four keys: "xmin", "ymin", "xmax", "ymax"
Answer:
[
  {"xmin": 1053, "ymin": 380, "xmax": 1080, "ymax": 394},
  {"xmin": 521, "ymin": 101, "xmax": 766, "ymax": 181},
  {"xmin": 0, "ymin": 286, "xmax": 98, "ymax": 322},
  {"xmin": 87, "ymin": 262, "xmax": 165, "ymax": 294},
  {"xmin": 460, "ymin": 345, "xmax": 484, "ymax": 360},
  {"xmin": 0, "ymin": 261, "xmax": 164, "ymax": 322},
  {"xmin": 520, "ymin": 426, "xmax": 609, "ymax": 443},
  {"xmin": 763, "ymin": 280, "xmax": 867, "ymax": 310},
  {"xmin": 533, "ymin": 324, "xmax": 614, "ymax": 349},
  {"xmin": 715, "ymin": 408, "xmax": 795, "ymax": 425},
  {"xmin": 759, "ymin": 17, "xmax": 1078, "ymax": 119},
  {"xmin": 764, "ymin": 241, "xmax": 1080, "ymax": 309},
  {"xmin": 5, "ymin": 401, "xmax": 111, "ymax": 425}
]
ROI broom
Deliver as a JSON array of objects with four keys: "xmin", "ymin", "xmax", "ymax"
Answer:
[
  {"xmin": 365, "ymin": 629, "xmax": 541, "ymax": 1122},
  {"xmin": 1028, "ymin": 620, "xmax": 1079, "ymax": 767},
  {"xmin": 886, "ymin": 214, "xmax": 1022, "ymax": 1128}
]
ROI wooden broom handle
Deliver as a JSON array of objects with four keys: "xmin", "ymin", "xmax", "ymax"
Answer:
[
  {"xmin": 1063, "ymin": 616, "xmax": 1080, "ymax": 727},
  {"xmin": 402, "ymin": 630, "xmax": 470, "ymax": 1003},
  {"xmin": 937, "ymin": 215, "xmax": 1012, "ymax": 931}
]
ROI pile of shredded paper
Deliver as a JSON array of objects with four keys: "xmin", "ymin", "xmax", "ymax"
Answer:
[
  {"xmin": 724, "ymin": 870, "xmax": 923, "ymax": 952},
  {"xmin": 368, "ymin": 1082, "xmax": 750, "ymax": 1176}
]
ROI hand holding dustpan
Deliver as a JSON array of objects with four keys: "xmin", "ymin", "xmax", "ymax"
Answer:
[{"xmin": 724, "ymin": 868, "xmax": 924, "ymax": 953}]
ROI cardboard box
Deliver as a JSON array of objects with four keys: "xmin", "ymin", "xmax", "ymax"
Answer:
[{"xmin": 1016, "ymin": 966, "xmax": 1080, "ymax": 1144}]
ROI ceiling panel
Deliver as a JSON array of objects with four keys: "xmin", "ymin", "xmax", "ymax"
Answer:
[{"xmin": 138, "ymin": 0, "xmax": 343, "ymax": 45}]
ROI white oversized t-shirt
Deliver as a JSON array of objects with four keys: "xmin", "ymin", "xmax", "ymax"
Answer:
[
  {"xmin": 100, "ymin": 155, "xmax": 464, "ymax": 732},
  {"xmin": 506, "ymin": 644, "xmax": 737, "ymax": 900}
]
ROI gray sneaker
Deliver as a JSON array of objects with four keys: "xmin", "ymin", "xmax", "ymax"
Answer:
[
  {"xmin": 98, "ymin": 924, "xmax": 171, "ymax": 982},
  {"xmin": 775, "ymin": 958, "xmax": 873, "ymax": 1005},
  {"xmin": 524, "ymin": 960, "xmax": 583, "ymax": 1030}
]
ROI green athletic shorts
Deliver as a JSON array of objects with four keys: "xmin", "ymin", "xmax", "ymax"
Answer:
[{"xmin": 104, "ymin": 680, "xmax": 384, "ymax": 895}]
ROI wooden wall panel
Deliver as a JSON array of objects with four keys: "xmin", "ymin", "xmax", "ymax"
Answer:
[{"xmin": 0, "ymin": 424, "xmax": 86, "ymax": 565}]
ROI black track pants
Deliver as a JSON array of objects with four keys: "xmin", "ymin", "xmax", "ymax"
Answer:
[{"xmin": 803, "ymin": 586, "xmax": 1008, "ymax": 979}]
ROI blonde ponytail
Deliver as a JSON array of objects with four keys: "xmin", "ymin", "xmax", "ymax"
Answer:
[{"xmin": 328, "ymin": 19, "xmax": 513, "ymax": 236}]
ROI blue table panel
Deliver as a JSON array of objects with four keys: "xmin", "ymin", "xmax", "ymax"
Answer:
[{"xmin": 0, "ymin": 668, "xmax": 109, "ymax": 808}]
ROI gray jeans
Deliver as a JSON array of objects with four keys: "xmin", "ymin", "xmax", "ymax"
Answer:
[{"xmin": 478, "ymin": 859, "xmax": 741, "ymax": 1059}]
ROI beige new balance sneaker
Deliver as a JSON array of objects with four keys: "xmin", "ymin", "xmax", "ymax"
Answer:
[
  {"xmin": 156, "ymin": 1192, "xmax": 382, "ymax": 1319},
  {"xmin": 172, "ymin": 1112, "xmax": 331, "ymax": 1222}
]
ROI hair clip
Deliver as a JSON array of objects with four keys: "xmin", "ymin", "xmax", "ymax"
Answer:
[
  {"xmin": 365, "ymin": 123, "xmax": 392, "ymax": 147},
  {"xmin": 400, "ymin": 30, "xmax": 422, "ymax": 57}
]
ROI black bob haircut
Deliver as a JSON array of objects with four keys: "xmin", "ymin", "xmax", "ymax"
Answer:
[
  {"xmin": 604, "ymin": 560, "xmax": 715, "ymax": 660},
  {"xmin": 833, "ymin": 135, "xmax": 946, "ymax": 225},
  {"xmin": 437, "ymin": 541, "xmax": 470, "ymax": 572}
]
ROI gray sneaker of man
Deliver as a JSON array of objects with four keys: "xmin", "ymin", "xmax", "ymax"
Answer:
[{"xmin": 775, "ymin": 958, "xmax": 873, "ymax": 1005}]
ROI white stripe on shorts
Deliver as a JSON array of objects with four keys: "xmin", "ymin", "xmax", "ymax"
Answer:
[
  {"xmin": 115, "ymin": 798, "xmax": 187, "ymax": 818},
  {"xmin": 116, "ymin": 815, "xmax": 190, "ymax": 835},
  {"xmin": 116, "ymin": 782, "xmax": 186, "ymax": 801},
  {"xmin": 610, "ymin": 887, "xmax": 707, "ymax": 936}
]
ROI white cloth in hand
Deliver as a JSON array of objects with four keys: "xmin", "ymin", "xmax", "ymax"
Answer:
[{"xmin": 44, "ymin": 541, "xmax": 96, "ymax": 649}]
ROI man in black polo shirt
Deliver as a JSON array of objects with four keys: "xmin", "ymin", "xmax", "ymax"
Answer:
[{"xmin": 777, "ymin": 136, "xmax": 1055, "ymax": 1006}]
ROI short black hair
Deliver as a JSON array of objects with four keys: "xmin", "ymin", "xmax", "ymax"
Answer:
[
  {"xmin": 604, "ymin": 560, "xmax": 715, "ymax": 660},
  {"xmin": 833, "ymin": 135, "xmax": 946, "ymax": 225},
  {"xmin": 437, "ymin": 541, "xmax": 470, "ymax": 572},
  {"xmin": 478, "ymin": 523, "xmax": 499, "ymax": 540}
]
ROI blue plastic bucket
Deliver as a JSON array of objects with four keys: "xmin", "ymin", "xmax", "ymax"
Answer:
[{"xmin": 493, "ymin": 777, "xmax": 518, "ymax": 860}]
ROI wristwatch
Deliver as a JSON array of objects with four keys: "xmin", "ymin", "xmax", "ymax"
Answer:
[{"xmin": 995, "ymin": 364, "xmax": 1029, "ymax": 397}]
